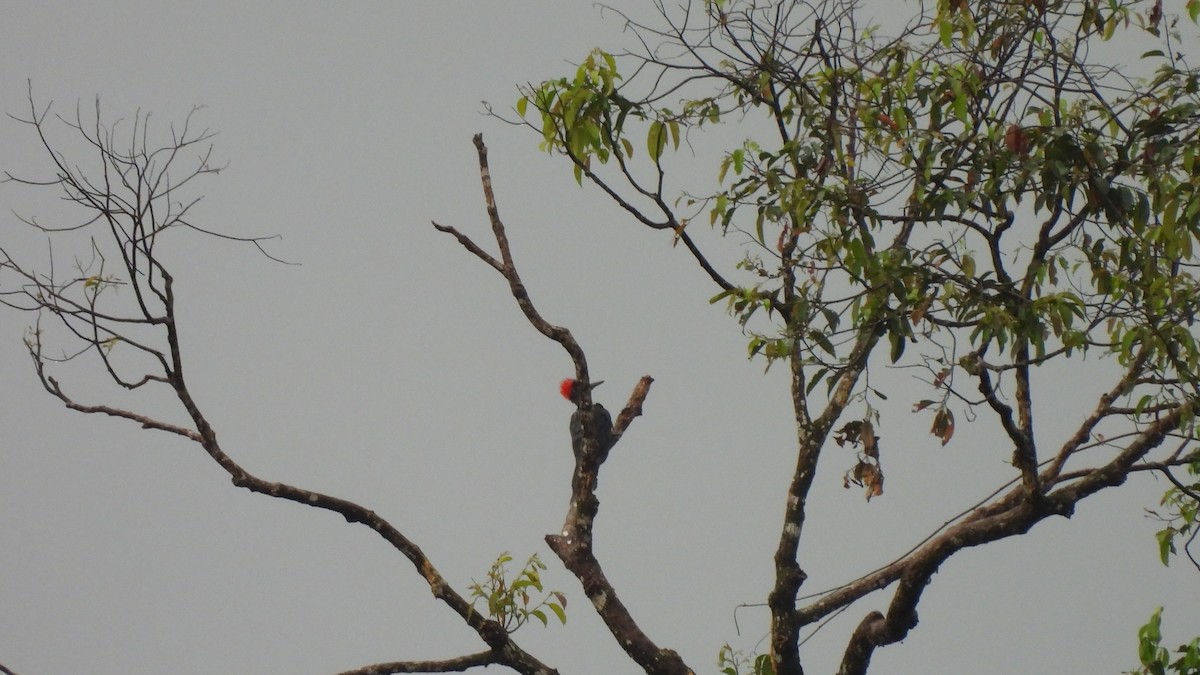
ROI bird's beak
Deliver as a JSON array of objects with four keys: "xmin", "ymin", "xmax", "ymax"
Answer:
[{"xmin": 587, "ymin": 380, "xmax": 604, "ymax": 391}]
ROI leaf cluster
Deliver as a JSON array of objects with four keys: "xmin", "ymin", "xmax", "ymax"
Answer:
[
  {"xmin": 1130, "ymin": 607, "xmax": 1200, "ymax": 675},
  {"xmin": 467, "ymin": 553, "xmax": 568, "ymax": 634}
]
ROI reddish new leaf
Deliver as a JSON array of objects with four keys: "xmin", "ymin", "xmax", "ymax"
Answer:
[{"xmin": 1005, "ymin": 124, "xmax": 1031, "ymax": 156}]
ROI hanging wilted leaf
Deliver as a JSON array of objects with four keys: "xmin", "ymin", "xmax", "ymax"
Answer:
[
  {"xmin": 861, "ymin": 462, "xmax": 884, "ymax": 501},
  {"xmin": 861, "ymin": 421, "xmax": 879, "ymax": 459},
  {"xmin": 931, "ymin": 407, "xmax": 956, "ymax": 446},
  {"xmin": 834, "ymin": 420, "xmax": 864, "ymax": 447},
  {"xmin": 845, "ymin": 460, "xmax": 885, "ymax": 501}
]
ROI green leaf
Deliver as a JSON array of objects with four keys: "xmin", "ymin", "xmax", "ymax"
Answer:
[
  {"xmin": 709, "ymin": 289, "xmax": 733, "ymax": 305},
  {"xmin": 711, "ymin": 193, "xmax": 728, "ymax": 226},
  {"xmin": 953, "ymin": 91, "xmax": 968, "ymax": 123},
  {"xmin": 614, "ymin": 102, "xmax": 631, "ymax": 133},
  {"xmin": 1102, "ymin": 16, "xmax": 1116, "ymax": 41},
  {"xmin": 549, "ymin": 602, "xmax": 567, "ymax": 624},
  {"xmin": 962, "ymin": 254, "xmax": 976, "ymax": 278},
  {"xmin": 889, "ymin": 328, "xmax": 906, "ymax": 363},
  {"xmin": 938, "ymin": 18, "xmax": 953, "ymax": 47},
  {"xmin": 811, "ymin": 330, "xmax": 836, "ymax": 356},
  {"xmin": 747, "ymin": 336, "xmax": 764, "ymax": 358},
  {"xmin": 516, "ymin": 96, "xmax": 529, "ymax": 118},
  {"xmin": 1157, "ymin": 527, "xmax": 1176, "ymax": 565},
  {"xmin": 806, "ymin": 368, "xmax": 828, "ymax": 395},
  {"xmin": 648, "ymin": 120, "xmax": 667, "ymax": 161}
]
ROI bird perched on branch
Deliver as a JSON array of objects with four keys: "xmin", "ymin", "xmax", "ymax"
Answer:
[{"xmin": 560, "ymin": 378, "xmax": 614, "ymax": 464}]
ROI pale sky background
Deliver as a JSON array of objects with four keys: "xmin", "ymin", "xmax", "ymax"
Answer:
[{"xmin": 1, "ymin": 3, "xmax": 1197, "ymax": 674}]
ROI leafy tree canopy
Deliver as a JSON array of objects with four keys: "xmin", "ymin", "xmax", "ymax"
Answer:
[{"xmin": 515, "ymin": 0, "xmax": 1200, "ymax": 671}]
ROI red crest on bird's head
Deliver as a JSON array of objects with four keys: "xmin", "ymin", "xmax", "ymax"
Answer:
[{"xmin": 560, "ymin": 378, "xmax": 603, "ymax": 401}]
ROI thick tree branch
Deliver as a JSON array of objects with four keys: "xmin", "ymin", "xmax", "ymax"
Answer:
[
  {"xmin": 434, "ymin": 135, "xmax": 687, "ymax": 675},
  {"xmin": 824, "ymin": 399, "xmax": 1195, "ymax": 674},
  {"xmin": 1010, "ymin": 342, "xmax": 1039, "ymax": 494},
  {"xmin": 769, "ymin": 205, "xmax": 917, "ymax": 673}
]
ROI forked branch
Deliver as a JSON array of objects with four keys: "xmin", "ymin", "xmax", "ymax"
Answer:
[{"xmin": 433, "ymin": 134, "xmax": 688, "ymax": 675}]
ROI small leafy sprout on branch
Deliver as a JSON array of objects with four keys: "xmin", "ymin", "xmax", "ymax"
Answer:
[
  {"xmin": 718, "ymin": 642, "xmax": 777, "ymax": 675},
  {"xmin": 468, "ymin": 553, "xmax": 567, "ymax": 634}
]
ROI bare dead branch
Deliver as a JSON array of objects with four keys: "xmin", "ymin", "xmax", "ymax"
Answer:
[
  {"xmin": 336, "ymin": 650, "xmax": 506, "ymax": 675},
  {"xmin": 430, "ymin": 221, "xmax": 504, "ymax": 273},
  {"xmin": 611, "ymin": 374, "xmax": 655, "ymax": 437},
  {"xmin": 433, "ymin": 135, "xmax": 685, "ymax": 674}
]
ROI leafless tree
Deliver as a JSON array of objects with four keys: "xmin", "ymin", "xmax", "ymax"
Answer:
[{"xmin": 0, "ymin": 91, "xmax": 567, "ymax": 675}]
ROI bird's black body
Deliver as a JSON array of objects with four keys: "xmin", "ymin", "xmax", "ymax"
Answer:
[
  {"xmin": 570, "ymin": 402, "xmax": 614, "ymax": 464},
  {"xmin": 561, "ymin": 378, "xmax": 615, "ymax": 465}
]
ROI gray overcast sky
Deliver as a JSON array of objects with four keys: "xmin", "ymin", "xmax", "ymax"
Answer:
[{"xmin": 1, "ymin": 2, "xmax": 1197, "ymax": 674}]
